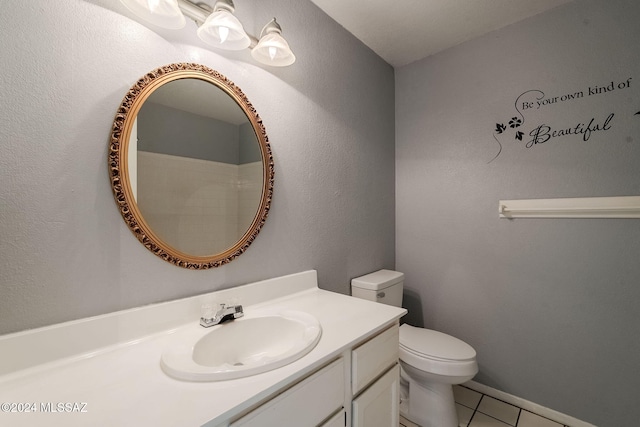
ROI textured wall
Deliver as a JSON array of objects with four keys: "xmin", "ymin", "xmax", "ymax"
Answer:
[
  {"xmin": 0, "ymin": 0, "xmax": 395, "ymax": 334},
  {"xmin": 395, "ymin": 1, "xmax": 640, "ymax": 425},
  {"xmin": 138, "ymin": 102, "xmax": 245, "ymax": 164}
]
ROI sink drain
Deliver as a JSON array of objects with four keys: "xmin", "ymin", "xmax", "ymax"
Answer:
[{"xmin": 233, "ymin": 362, "xmax": 244, "ymax": 366}]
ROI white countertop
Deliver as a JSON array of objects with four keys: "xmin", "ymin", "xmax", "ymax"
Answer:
[{"xmin": 0, "ymin": 271, "xmax": 406, "ymax": 426}]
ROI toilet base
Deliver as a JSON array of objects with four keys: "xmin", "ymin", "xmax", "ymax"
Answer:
[{"xmin": 400, "ymin": 367, "xmax": 459, "ymax": 427}]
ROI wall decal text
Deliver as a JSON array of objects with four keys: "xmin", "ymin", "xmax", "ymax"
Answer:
[{"xmin": 489, "ymin": 77, "xmax": 634, "ymax": 163}]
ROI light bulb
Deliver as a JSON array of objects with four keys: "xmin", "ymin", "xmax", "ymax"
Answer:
[
  {"xmin": 268, "ymin": 46, "xmax": 277, "ymax": 61},
  {"xmin": 251, "ymin": 18, "xmax": 296, "ymax": 67},
  {"xmin": 218, "ymin": 26, "xmax": 229, "ymax": 44},
  {"xmin": 119, "ymin": 0, "xmax": 186, "ymax": 29},
  {"xmin": 147, "ymin": 0, "xmax": 160, "ymax": 12},
  {"xmin": 196, "ymin": 9, "xmax": 250, "ymax": 50}
]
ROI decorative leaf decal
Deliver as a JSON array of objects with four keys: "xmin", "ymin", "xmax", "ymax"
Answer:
[
  {"xmin": 488, "ymin": 134, "xmax": 502, "ymax": 164},
  {"xmin": 495, "ymin": 123, "xmax": 507, "ymax": 134},
  {"xmin": 515, "ymin": 131, "xmax": 524, "ymax": 141},
  {"xmin": 635, "ymin": 111, "xmax": 640, "ymax": 115},
  {"xmin": 509, "ymin": 117, "xmax": 522, "ymax": 128}
]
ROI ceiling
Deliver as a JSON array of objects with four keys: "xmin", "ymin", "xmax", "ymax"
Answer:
[{"xmin": 309, "ymin": 0, "xmax": 573, "ymax": 67}]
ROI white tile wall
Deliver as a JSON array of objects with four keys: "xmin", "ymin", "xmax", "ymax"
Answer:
[
  {"xmin": 137, "ymin": 152, "xmax": 262, "ymax": 255},
  {"xmin": 237, "ymin": 161, "xmax": 263, "ymax": 236}
]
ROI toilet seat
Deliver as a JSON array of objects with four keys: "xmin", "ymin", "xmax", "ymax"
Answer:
[{"xmin": 399, "ymin": 324, "xmax": 477, "ymax": 377}]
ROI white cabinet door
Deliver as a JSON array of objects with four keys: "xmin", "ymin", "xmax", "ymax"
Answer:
[
  {"xmin": 352, "ymin": 364, "xmax": 399, "ymax": 427},
  {"xmin": 231, "ymin": 358, "xmax": 344, "ymax": 427},
  {"xmin": 320, "ymin": 410, "xmax": 346, "ymax": 427}
]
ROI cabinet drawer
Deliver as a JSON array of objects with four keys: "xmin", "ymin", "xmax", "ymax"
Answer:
[
  {"xmin": 231, "ymin": 358, "xmax": 344, "ymax": 427},
  {"xmin": 351, "ymin": 325, "xmax": 399, "ymax": 394}
]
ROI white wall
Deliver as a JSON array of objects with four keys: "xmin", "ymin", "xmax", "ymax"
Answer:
[
  {"xmin": 0, "ymin": 0, "xmax": 395, "ymax": 334},
  {"xmin": 396, "ymin": 1, "xmax": 640, "ymax": 425},
  {"xmin": 137, "ymin": 152, "xmax": 252, "ymax": 255},
  {"xmin": 238, "ymin": 161, "xmax": 263, "ymax": 237}
]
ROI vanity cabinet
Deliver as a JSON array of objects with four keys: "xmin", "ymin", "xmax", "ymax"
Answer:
[
  {"xmin": 0, "ymin": 271, "xmax": 407, "ymax": 427},
  {"xmin": 351, "ymin": 325, "xmax": 399, "ymax": 395},
  {"xmin": 230, "ymin": 358, "xmax": 345, "ymax": 427},
  {"xmin": 228, "ymin": 323, "xmax": 400, "ymax": 427},
  {"xmin": 322, "ymin": 410, "xmax": 348, "ymax": 427},
  {"xmin": 351, "ymin": 325, "xmax": 400, "ymax": 427},
  {"xmin": 352, "ymin": 364, "xmax": 399, "ymax": 427}
]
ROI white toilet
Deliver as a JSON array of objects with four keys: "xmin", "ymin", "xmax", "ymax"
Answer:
[{"xmin": 351, "ymin": 270, "xmax": 478, "ymax": 427}]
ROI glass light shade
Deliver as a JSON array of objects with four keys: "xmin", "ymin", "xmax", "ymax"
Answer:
[
  {"xmin": 251, "ymin": 32, "xmax": 296, "ymax": 67},
  {"xmin": 197, "ymin": 10, "xmax": 251, "ymax": 50},
  {"xmin": 120, "ymin": 0, "xmax": 186, "ymax": 29}
]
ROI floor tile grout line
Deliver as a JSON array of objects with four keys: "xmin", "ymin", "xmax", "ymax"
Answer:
[
  {"xmin": 456, "ymin": 385, "xmax": 484, "ymax": 410},
  {"xmin": 460, "ymin": 385, "xmax": 574, "ymax": 426},
  {"xmin": 397, "ymin": 385, "xmax": 574, "ymax": 427},
  {"xmin": 473, "ymin": 388, "xmax": 522, "ymax": 412},
  {"xmin": 472, "ymin": 410, "xmax": 516, "ymax": 426},
  {"xmin": 459, "ymin": 389, "xmax": 482, "ymax": 427},
  {"xmin": 519, "ymin": 408, "xmax": 573, "ymax": 427},
  {"xmin": 457, "ymin": 389, "xmax": 521, "ymax": 427},
  {"xmin": 467, "ymin": 408, "xmax": 477, "ymax": 427},
  {"xmin": 464, "ymin": 386, "xmax": 554, "ymax": 427}
]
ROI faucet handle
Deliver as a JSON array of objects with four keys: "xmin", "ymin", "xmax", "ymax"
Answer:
[
  {"xmin": 201, "ymin": 303, "xmax": 214, "ymax": 319},
  {"xmin": 231, "ymin": 304, "xmax": 244, "ymax": 320}
]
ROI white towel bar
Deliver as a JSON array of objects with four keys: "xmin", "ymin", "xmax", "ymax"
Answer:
[{"xmin": 498, "ymin": 196, "xmax": 640, "ymax": 218}]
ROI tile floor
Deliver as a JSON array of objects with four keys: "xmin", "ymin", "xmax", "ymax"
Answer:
[{"xmin": 399, "ymin": 385, "xmax": 570, "ymax": 427}]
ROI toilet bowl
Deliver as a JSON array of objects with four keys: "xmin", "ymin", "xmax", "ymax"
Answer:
[
  {"xmin": 351, "ymin": 270, "xmax": 478, "ymax": 427},
  {"xmin": 399, "ymin": 324, "xmax": 477, "ymax": 427}
]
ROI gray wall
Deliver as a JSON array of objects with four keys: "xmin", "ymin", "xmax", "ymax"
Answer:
[
  {"xmin": 0, "ymin": 0, "xmax": 395, "ymax": 334},
  {"xmin": 396, "ymin": 1, "xmax": 640, "ymax": 426},
  {"xmin": 138, "ymin": 102, "xmax": 248, "ymax": 164},
  {"xmin": 138, "ymin": 103, "xmax": 261, "ymax": 164},
  {"xmin": 239, "ymin": 122, "xmax": 261, "ymax": 164}
]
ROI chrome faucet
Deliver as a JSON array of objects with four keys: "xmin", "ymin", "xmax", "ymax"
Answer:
[{"xmin": 200, "ymin": 303, "xmax": 244, "ymax": 327}]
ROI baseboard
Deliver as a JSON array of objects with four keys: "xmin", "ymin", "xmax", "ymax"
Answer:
[{"xmin": 463, "ymin": 381, "xmax": 597, "ymax": 427}]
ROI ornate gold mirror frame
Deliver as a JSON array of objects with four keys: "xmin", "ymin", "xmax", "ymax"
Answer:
[{"xmin": 109, "ymin": 63, "xmax": 274, "ymax": 269}]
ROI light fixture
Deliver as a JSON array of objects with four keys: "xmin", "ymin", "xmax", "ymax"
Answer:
[
  {"xmin": 251, "ymin": 19, "xmax": 296, "ymax": 67},
  {"xmin": 196, "ymin": 0, "xmax": 250, "ymax": 50},
  {"xmin": 120, "ymin": 0, "xmax": 186, "ymax": 29},
  {"xmin": 120, "ymin": 0, "xmax": 295, "ymax": 66}
]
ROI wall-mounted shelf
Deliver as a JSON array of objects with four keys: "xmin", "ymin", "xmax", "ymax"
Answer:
[{"xmin": 498, "ymin": 196, "xmax": 640, "ymax": 218}]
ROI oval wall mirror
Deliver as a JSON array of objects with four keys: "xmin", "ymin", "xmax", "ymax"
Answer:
[{"xmin": 109, "ymin": 63, "xmax": 274, "ymax": 269}]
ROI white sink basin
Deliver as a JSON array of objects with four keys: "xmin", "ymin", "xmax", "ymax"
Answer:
[{"xmin": 160, "ymin": 310, "xmax": 322, "ymax": 381}]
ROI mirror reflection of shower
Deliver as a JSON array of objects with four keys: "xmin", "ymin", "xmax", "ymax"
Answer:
[{"xmin": 133, "ymin": 78, "xmax": 263, "ymax": 257}]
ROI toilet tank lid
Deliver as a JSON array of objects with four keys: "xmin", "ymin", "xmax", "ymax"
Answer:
[{"xmin": 351, "ymin": 269, "xmax": 404, "ymax": 291}]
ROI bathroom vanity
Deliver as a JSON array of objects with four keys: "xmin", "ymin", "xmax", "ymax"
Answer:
[{"xmin": 0, "ymin": 271, "xmax": 406, "ymax": 426}]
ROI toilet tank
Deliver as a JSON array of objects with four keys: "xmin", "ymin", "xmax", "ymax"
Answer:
[{"xmin": 351, "ymin": 270, "xmax": 404, "ymax": 307}]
